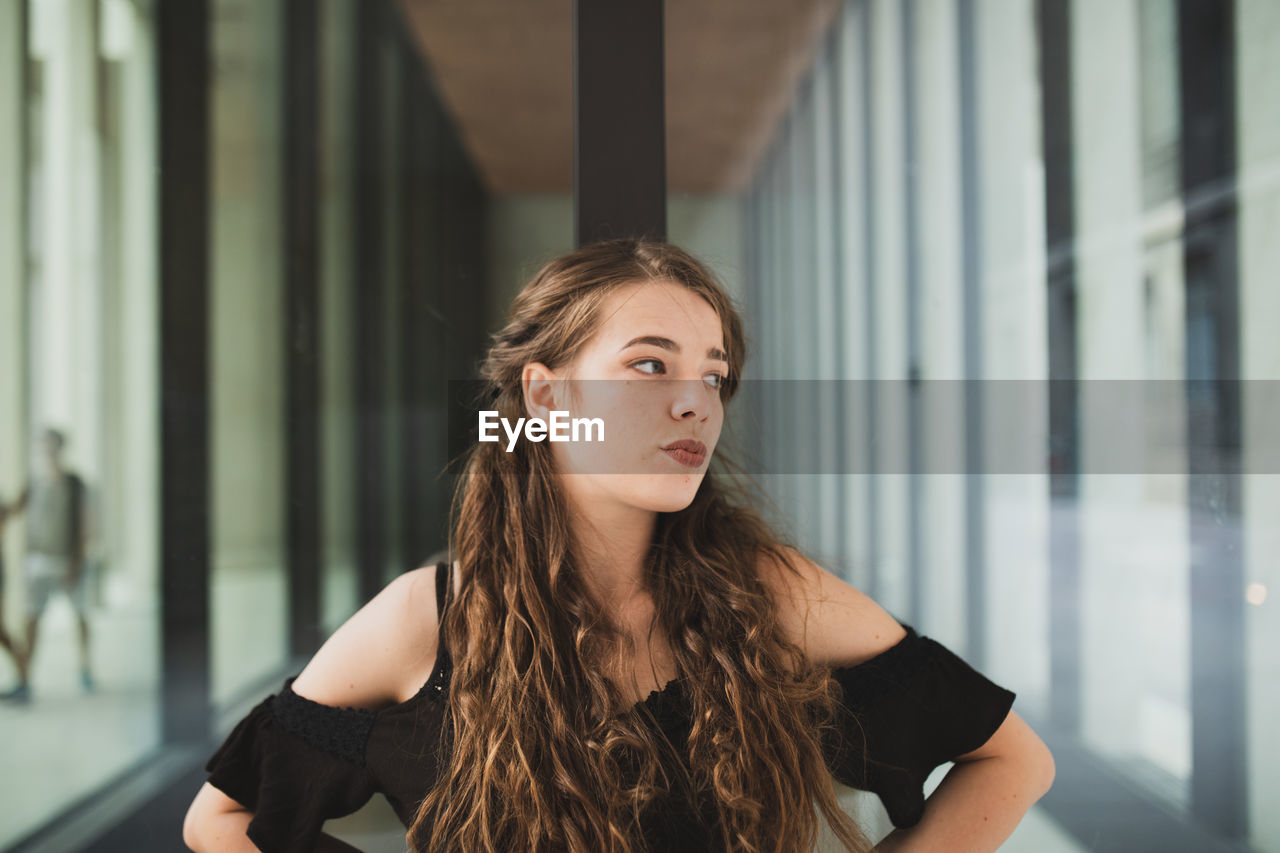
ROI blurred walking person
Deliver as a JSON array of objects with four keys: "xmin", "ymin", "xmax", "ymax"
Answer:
[{"xmin": 0, "ymin": 427, "xmax": 95, "ymax": 703}]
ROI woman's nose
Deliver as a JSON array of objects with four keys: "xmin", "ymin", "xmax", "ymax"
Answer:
[{"xmin": 669, "ymin": 379, "xmax": 712, "ymax": 421}]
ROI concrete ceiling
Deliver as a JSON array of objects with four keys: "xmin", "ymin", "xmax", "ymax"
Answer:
[{"xmin": 396, "ymin": 0, "xmax": 841, "ymax": 195}]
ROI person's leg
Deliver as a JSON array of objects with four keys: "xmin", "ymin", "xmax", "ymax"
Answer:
[
  {"xmin": 0, "ymin": 584, "xmax": 15, "ymax": 658},
  {"xmin": 0, "ymin": 586, "xmax": 28, "ymax": 702},
  {"xmin": 0, "ymin": 555, "xmax": 52, "ymax": 703},
  {"xmin": 74, "ymin": 614, "xmax": 92, "ymax": 689},
  {"xmin": 19, "ymin": 612, "xmax": 38, "ymax": 677},
  {"xmin": 0, "ymin": 554, "xmax": 13, "ymax": 654},
  {"xmin": 0, "ymin": 583, "xmax": 23, "ymax": 680},
  {"xmin": 69, "ymin": 564, "xmax": 93, "ymax": 689},
  {"xmin": 17, "ymin": 555, "xmax": 56, "ymax": 689}
]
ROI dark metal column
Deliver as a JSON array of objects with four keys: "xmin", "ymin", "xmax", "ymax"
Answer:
[
  {"xmin": 956, "ymin": 0, "xmax": 988, "ymax": 666},
  {"xmin": 1178, "ymin": 0, "xmax": 1246, "ymax": 838},
  {"xmin": 901, "ymin": 0, "xmax": 924, "ymax": 628},
  {"xmin": 1036, "ymin": 0, "xmax": 1083, "ymax": 737},
  {"xmin": 826, "ymin": 17, "xmax": 850, "ymax": 580},
  {"xmin": 856, "ymin": 0, "xmax": 882, "ymax": 607},
  {"xmin": 283, "ymin": 0, "xmax": 322, "ymax": 657},
  {"xmin": 573, "ymin": 0, "xmax": 667, "ymax": 245},
  {"xmin": 353, "ymin": 1, "xmax": 389, "ymax": 604},
  {"xmin": 399, "ymin": 31, "xmax": 434, "ymax": 575},
  {"xmin": 158, "ymin": 0, "xmax": 212, "ymax": 743}
]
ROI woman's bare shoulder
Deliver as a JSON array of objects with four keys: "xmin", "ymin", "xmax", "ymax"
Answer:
[
  {"xmin": 755, "ymin": 546, "xmax": 908, "ymax": 669},
  {"xmin": 289, "ymin": 563, "xmax": 445, "ymax": 709}
]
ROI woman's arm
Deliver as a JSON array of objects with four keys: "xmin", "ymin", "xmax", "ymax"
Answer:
[
  {"xmin": 183, "ymin": 565, "xmax": 443, "ymax": 851},
  {"xmin": 758, "ymin": 547, "xmax": 1055, "ymax": 852},
  {"xmin": 183, "ymin": 784, "xmax": 264, "ymax": 852},
  {"xmin": 872, "ymin": 710, "xmax": 1055, "ymax": 852},
  {"xmin": 183, "ymin": 783, "xmax": 365, "ymax": 852}
]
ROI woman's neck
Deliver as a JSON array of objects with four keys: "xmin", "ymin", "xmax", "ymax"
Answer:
[{"xmin": 566, "ymin": 496, "xmax": 657, "ymax": 615}]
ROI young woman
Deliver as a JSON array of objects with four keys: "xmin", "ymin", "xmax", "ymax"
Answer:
[{"xmin": 183, "ymin": 240, "xmax": 1054, "ymax": 853}]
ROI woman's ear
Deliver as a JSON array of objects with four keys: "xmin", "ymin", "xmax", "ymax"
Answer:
[{"xmin": 520, "ymin": 362, "xmax": 560, "ymax": 421}]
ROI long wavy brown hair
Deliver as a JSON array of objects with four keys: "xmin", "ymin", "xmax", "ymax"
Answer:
[{"xmin": 407, "ymin": 239, "xmax": 875, "ymax": 853}]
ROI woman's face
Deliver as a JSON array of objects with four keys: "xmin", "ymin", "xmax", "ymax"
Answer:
[{"xmin": 521, "ymin": 279, "xmax": 728, "ymax": 515}]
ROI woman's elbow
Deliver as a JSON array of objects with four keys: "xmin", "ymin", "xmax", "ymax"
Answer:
[
  {"xmin": 181, "ymin": 800, "xmax": 205, "ymax": 851},
  {"xmin": 183, "ymin": 783, "xmax": 252, "ymax": 852},
  {"xmin": 1038, "ymin": 743, "xmax": 1057, "ymax": 795}
]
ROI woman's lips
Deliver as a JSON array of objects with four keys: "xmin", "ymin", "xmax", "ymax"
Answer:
[{"xmin": 661, "ymin": 439, "xmax": 707, "ymax": 468}]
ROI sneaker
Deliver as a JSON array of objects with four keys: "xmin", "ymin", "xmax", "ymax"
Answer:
[
  {"xmin": 0, "ymin": 683, "xmax": 31, "ymax": 704},
  {"xmin": 80, "ymin": 671, "xmax": 95, "ymax": 693}
]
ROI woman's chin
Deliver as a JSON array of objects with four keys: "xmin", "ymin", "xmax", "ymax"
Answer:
[
  {"xmin": 553, "ymin": 464, "xmax": 705, "ymax": 512},
  {"xmin": 630, "ymin": 477, "xmax": 704, "ymax": 513},
  {"xmin": 638, "ymin": 498, "xmax": 696, "ymax": 514}
]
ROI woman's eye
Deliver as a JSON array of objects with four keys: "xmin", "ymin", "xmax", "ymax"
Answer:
[
  {"xmin": 631, "ymin": 359, "xmax": 725, "ymax": 388},
  {"xmin": 632, "ymin": 358, "xmax": 665, "ymax": 375}
]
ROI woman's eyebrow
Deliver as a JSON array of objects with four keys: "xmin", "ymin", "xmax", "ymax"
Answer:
[{"xmin": 619, "ymin": 335, "xmax": 729, "ymax": 363}]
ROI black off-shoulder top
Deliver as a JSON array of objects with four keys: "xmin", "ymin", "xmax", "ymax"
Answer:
[{"xmin": 204, "ymin": 561, "xmax": 1015, "ymax": 852}]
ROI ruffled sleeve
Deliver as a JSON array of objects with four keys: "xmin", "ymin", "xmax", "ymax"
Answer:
[
  {"xmin": 822, "ymin": 624, "xmax": 1016, "ymax": 829},
  {"xmin": 204, "ymin": 677, "xmax": 380, "ymax": 853}
]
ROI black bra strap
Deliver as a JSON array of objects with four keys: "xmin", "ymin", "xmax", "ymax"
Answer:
[
  {"xmin": 434, "ymin": 560, "xmax": 450, "ymax": 621},
  {"xmin": 431, "ymin": 561, "xmax": 454, "ymax": 683}
]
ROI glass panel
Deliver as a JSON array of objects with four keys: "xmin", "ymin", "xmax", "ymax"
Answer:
[
  {"xmin": 319, "ymin": 0, "xmax": 359, "ymax": 634},
  {"xmin": 0, "ymin": 0, "xmax": 162, "ymax": 844},
  {"xmin": 911, "ymin": 0, "xmax": 967, "ymax": 653},
  {"xmin": 1071, "ymin": 0, "xmax": 1191, "ymax": 806},
  {"xmin": 209, "ymin": 0, "xmax": 288, "ymax": 705},
  {"xmin": 970, "ymin": 0, "xmax": 1052, "ymax": 733},
  {"xmin": 730, "ymin": 0, "xmax": 1270, "ymax": 847},
  {"xmin": 1237, "ymin": 2, "xmax": 1280, "ymax": 849}
]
